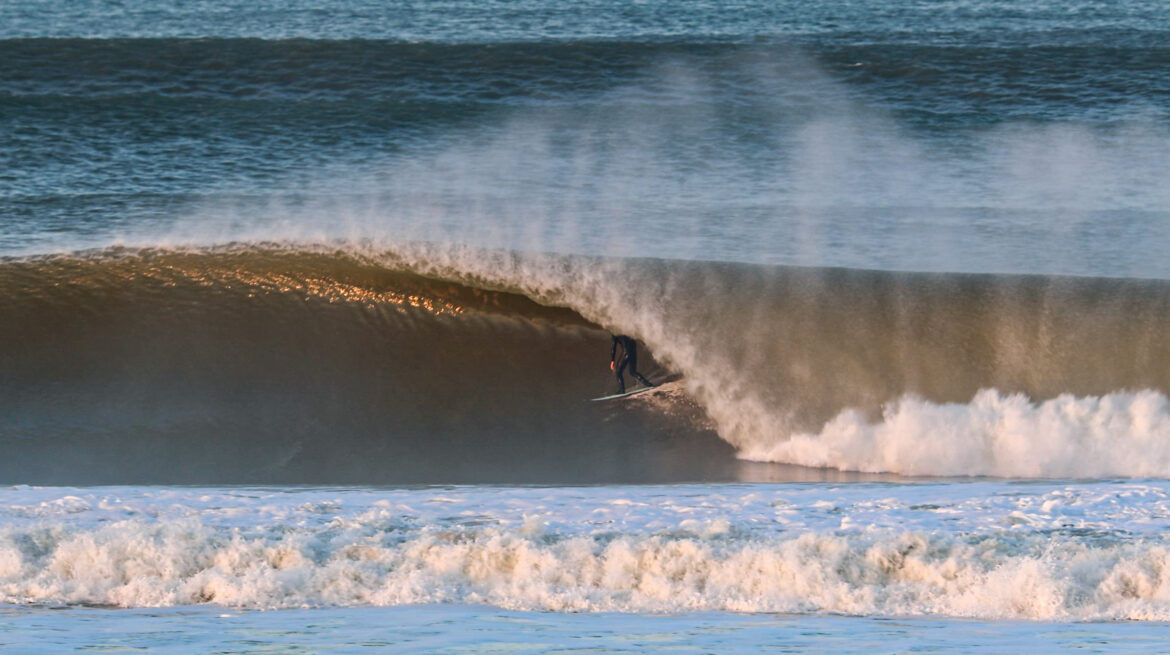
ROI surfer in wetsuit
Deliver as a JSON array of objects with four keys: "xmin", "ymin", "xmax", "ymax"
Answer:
[{"xmin": 610, "ymin": 334, "xmax": 655, "ymax": 394}]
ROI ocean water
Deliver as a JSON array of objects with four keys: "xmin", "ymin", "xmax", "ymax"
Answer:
[{"xmin": 4, "ymin": 0, "xmax": 1170, "ymax": 651}]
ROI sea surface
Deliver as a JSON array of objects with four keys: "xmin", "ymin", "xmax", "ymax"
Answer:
[{"xmin": 4, "ymin": 0, "xmax": 1170, "ymax": 651}]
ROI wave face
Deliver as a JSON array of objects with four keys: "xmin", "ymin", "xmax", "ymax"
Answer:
[
  {"xmin": 0, "ymin": 245, "xmax": 745, "ymax": 484},
  {"xmin": 4, "ymin": 243, "xmax": 1170, "ymax": 482}
]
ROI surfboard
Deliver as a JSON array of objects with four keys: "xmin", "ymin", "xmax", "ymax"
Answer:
[{"xmin": 590, "ymin": 386, "xmax": 658, "ymax": 402}]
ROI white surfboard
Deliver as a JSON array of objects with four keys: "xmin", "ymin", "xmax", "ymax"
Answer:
[{"xmin": 590, "ymin": 386, "xmax": 658, "ymax": 402}]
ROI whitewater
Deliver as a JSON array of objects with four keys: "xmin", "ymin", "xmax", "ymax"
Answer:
[
  {"xmin": 4, "ymin": 482, "xmax": 1170, "ymax": 620},
  {"xmin": 6, "ymin": 0, "xmax": 1170, "ymax": 651}
]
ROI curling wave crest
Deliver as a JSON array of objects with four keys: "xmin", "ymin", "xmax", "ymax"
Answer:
[{"xmin": 4, "ymin": 242, "xmax": 1170, "ymax": 481}]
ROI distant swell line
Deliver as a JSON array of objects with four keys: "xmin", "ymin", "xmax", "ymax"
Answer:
[{"xmin": 1, "ymin": 37, "xmax": 1167, "ymax": 105}]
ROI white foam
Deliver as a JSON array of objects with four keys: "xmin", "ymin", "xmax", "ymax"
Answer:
[
  {"xmin": 743, "ymin": 389, "xmax": 1170, "ymax": 478},
  {"xmin": 3, "ymin": 484, "xmax": 1170, "ymax": 619}
]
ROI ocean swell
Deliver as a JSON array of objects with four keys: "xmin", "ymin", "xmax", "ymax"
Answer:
[{"xmin": 4, "ymin": 242, "xmax": 1170, "ymax": 481}]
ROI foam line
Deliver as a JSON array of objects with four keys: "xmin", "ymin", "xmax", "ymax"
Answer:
[{"xmin": 744, "ymin": 389, "xmax": 1170, "ymax": 477}]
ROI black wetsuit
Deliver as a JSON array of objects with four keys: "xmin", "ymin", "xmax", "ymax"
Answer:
[{"xmin": 611, "ymin": 334, "xmax": 654, "ymax": 393}]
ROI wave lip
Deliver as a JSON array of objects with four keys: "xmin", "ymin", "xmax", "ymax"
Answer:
[
  {"xmin": 5, "ymin": 242, "xmax": 1170, "ymax": 482},
  {"xmin": 0, "ymin": 245, "xmax": 738, "ymax": 484}
]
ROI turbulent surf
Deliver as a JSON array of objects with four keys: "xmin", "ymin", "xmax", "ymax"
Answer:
[{"xmin": 8, "ymin": 0, "xmax": 1170, "ymax": 643}]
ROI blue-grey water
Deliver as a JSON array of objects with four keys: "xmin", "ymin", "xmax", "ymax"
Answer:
[
  {"xmin": 4, "ymin": 0, "xmax": 1170, "ymax": 651},
  {"xmin": 3, "ymin": 0, "xmax": 1169, "ymax": 272}
]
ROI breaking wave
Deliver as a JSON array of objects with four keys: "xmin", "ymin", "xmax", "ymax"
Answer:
[
  {"xmin": 10, "ymin": 517, "xmax": 1170, "ymax": 618},
  {"xmin": 4, "ymin": 483, "xmax": 1170, "ymax": 620},
  {"xmin": 4, "ymin": 241, "xmax": 1170, "ymax": 481}
]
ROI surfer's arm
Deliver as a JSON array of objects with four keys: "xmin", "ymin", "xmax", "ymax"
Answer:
[{"xmin": 610, "ymin": 336, "xmax": 618, "ymax": 362}]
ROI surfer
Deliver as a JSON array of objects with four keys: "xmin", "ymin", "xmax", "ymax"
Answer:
[{"xmin": 610, "ymin": 334, "xmax": 655, "ymax": 394}]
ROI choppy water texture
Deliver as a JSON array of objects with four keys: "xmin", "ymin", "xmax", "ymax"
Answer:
[
  {"xmin": 2, "ymin": 2, "xmax": 1169, "ymax": 274},
  {"xmin": 4, "ymin": 0, "xmax": 1170, "ymax": 649},
  {"xmin": 4, "ymin": 483, "xmax": 1170, "ymax": 620}
]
